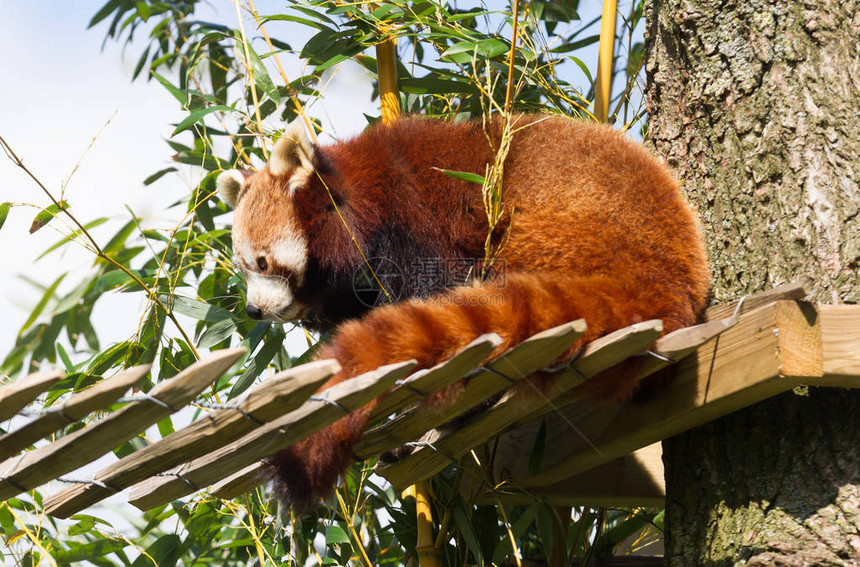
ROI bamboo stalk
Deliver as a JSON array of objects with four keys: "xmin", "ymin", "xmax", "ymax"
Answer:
[
  {"xmin": 376, "ymin": 37, "xmax": 400, "ymax": 124},
  {"xmin": 414, "ymin": 480, "xmax": 441, "ymax": 567},
  {"xmin": 593, "ymin": 0, "xmax": 618, "ymax": 122},
  {"xmin": 0, "ymin": 349, "xmax": 244, "ymax": 501},
  {"xmin": 503, "ymin": 0, "xmax": 521, "ymax": 114}
]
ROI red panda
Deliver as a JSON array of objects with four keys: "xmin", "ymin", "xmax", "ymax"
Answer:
[{"xmin": 217, "ymin": 114, "xmax": 710, "ymax": 509}]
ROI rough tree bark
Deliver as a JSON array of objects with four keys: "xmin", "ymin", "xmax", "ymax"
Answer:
[{"xmin": 644, "ymin": 0, "xmax": 860, "ymax": 565}]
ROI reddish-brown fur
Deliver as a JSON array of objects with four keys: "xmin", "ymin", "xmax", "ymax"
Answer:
[{"xmin": 228, "ymin": 115, "xmax": 711, "ymax": 509}]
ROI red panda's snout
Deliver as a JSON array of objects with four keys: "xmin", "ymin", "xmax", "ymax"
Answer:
[
  {"xmin": 246, "ymin": 303, "xmax": 264, "ymax": 319},
  {"xmin": 242, "ymin": 271, "xmax": 311, "ymax": 323}
]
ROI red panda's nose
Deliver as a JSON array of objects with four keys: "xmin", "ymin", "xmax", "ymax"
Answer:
[{"xmin": 246, "ymin": 303, "xmax": 263, "ymax": 320}]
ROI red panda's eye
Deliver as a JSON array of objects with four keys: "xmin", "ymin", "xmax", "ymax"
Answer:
[{"xmin": 257, "ymin": 257, "xmax": 268, "ymax": 272}]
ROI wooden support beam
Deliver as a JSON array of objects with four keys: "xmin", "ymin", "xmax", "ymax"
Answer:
[
  {"xmin": 376, "ymin": 320, "xmax": 663, "ymax": 490},
  {"xmin": 356, "ymin": 320, "xmax": 586, "ymax": 460},
  {"xmin": 508, "ymin": 300, "xmax": 824, "ymax": 490},
  {"xmin": 127, "ymin": 360, "xmax": 416, "ymax": 511},
  {"xmin": 0, "ymin": 349, "xmax": 244, "ymax": 501},
  {"xmin": 0, "ymin": 366, "xmax": 149, "ymax": 461},
  {"xmin": 467, "ymin": 443, "xmax": 665, "ymax": 507},
  {"xmin": 0, "ymin": 370, "xmax": 65, "ymax": 422},
  {"xmin": 820, "ymin": 304, "xmax": 860, "ymax": 382},
  {"xmin": 44, "ymin": 359, "xmax": 340, "ymax": 518}
]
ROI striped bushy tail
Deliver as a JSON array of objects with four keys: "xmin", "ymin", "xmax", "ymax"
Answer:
[{"xmin": 267, "ymin": 272, "xmax": 701, "ymax": 509}]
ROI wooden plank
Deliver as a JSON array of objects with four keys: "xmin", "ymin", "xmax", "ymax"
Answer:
[
  {"xmin": 820, "ymin": 305, "xmax": 860, "ymax": 381},
  {"xmin": 356, "ymin": 320, "xmax": 587, "ymax": 460},
  {"xmin": 210, "ymin": 462, "xmax": 265, "ymax": 500},
  {"xmin": 375, "ymin": 320, "xmax": 663, "ymax": 490},
  {"xmin": 205, "ymin": 336, "xmax": 504, "ymax": 501},
  {"xmin": 0, "ymin": 370, "xmax": 65, "ymax": 422},
  {"xmin": 0, "ymin": 348, "xmax": 245, "ymax": 501},
  {"xmin": 704, "ymin": 278, "xmax": 811, "ymax": 321},
  {"xmin": 0, "ymin": 366, "xmax": 150, "ymax": 461},
  {"xmin": 777, "ymin": 301, "xmax": 822, "ymax": 377},
  {"xmin": 127, "ymin": 360, "xmax": 417, "ymax": 511},
  {"xmin": 44, "ymin": 359, "xmax": 339, "ymax": 518},
  {"xmin": 368, "ymin": 333, "xmax": 502, "ymax": 423},
  {"xmin": 545, "ymin": 320, "xmax": 670, "ymax": 412},
  {"xmin": 467, "ymin": 443, "xmax": 665, "ymax": 507},
  {"xmin": 513, "ymin": 301, "xmax": 821, "ymax": 489}
]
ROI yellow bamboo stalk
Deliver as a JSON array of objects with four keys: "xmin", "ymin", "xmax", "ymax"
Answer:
[
  {"xmin": 232, "ymin": 0, "xmax": 268, "ymax": 157},
  {"xmin": 376, "ymin": 37, "xmax": 400, "ymax": 124},
  {"xmin": 548, "ymin": 506, "xmax": 571, "ymax": 567},
  {"xmin": 244, "ymin": 0, "xmax": 319, "ymax": 144},
  {"xmin": 504, "ymin": 0, "xmax": 521, "ymax": 115},
  {"xmin": 594, "ymin": 0, "xmax": 618, "ymax": 122},
  {"xmin": 413, "ymin": 481, "xmax": 441, "ymax": 567}
]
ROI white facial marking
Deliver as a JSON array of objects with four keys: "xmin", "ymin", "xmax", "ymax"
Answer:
[
  {"xmin": 246, "ymin": 272, "xmax": 298, "ymax": 321},
  {"xmin": 271, "ymin": 236, "xmax": 309, "ymax": 284},
  {"xmin": 237, "ymin": 241, "xmax": 256, "ymax": 272},
  {"xmin": 234, "ymin": 235, "xmax": 310, "ymax": 321}
]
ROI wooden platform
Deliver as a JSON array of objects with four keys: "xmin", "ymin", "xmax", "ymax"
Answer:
[
  {"xmin": 459, "ymin": 300, "xmax": 860, "ymax": 506},
  {"xmin": 0, "ymin": 281, "xmax": 857, "ymax": 516}
]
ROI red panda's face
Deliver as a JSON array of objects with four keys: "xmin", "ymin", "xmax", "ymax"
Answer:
[{"xmin": 217, "ymin": 122, "xmax": 317, "ymax": 322}]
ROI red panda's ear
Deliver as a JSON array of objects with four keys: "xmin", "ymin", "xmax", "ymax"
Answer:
[
  {"xmin": 269, "ymin": 120, "xmax": 315, "ymax": 177},
  {"xmin": 217, "ymin": 169, "xmax": 246, "ymax": 208}
]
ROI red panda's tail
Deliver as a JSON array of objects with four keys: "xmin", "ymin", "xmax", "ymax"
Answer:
[{"xmin": 267, "ymin": 271, "xmax": 705, "ymax": 508}]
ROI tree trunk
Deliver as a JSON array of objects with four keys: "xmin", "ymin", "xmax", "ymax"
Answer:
[{"xmin": 644, "ymin": 0, "xmax": 860, "ymax": 564}]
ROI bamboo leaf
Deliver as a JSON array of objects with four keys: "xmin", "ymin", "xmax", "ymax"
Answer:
[
  {"xmin": 528, "ymin": 419, "xmax": 547, "ymax": 476},
  {"xmin": 434, "ymin": 168, "xmax": 486, "ymax": 185},
  {"xmin": 0, "ymin": 202, "xmax": 10, "ymax": 231},
  {"xmin": 18, "ymin": 273, "xmax": 66, "ymax": 337},
  {"xmin": 53, "ymin": 539, "xmax": 128, "ymax": 563},
  {"xmin": 246, "ymin": 45, "xmax": 280, "ymax": 105},
  {"xmin": 29, "ymin": 201, "xmax": 69, "ymax": 234},
  {"xmin": 151, "ymin": 70, "xmax": 187, "ymax": 105},
  {"xmin": 441, "ymin": 38, "xmax": 509, "ymax": 64},
  {"xmin": 325, "ymin": 525, "xmax": 351, "ymax": 545},
  {"xmin": 452, "ymin": 496, "xmax": 484, "ymax": 564},
  {"xmin": 88, "ymin": 0, "xmax": 121, "ymax": 28},
  {"xmin": 159, "ymin": 294, "xmax": 233, "ymax": 322},
  {"xmin": 143, "ymin": 167, "xmax": 177, "ymax": 185},
  {"xmin": 172, "ymin": 105, "xmax": 235, "ymax": 136},
  {"xmin": 229, "ymin": 328, "xmax": 284, "ymax": 397},
  {"xmin": 197, "ymin": 318, "xmax": 238, "ymax": 349},
  {"xmin": 130, "ymin": 534, "xmax": 180, "ymax": 567}
]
